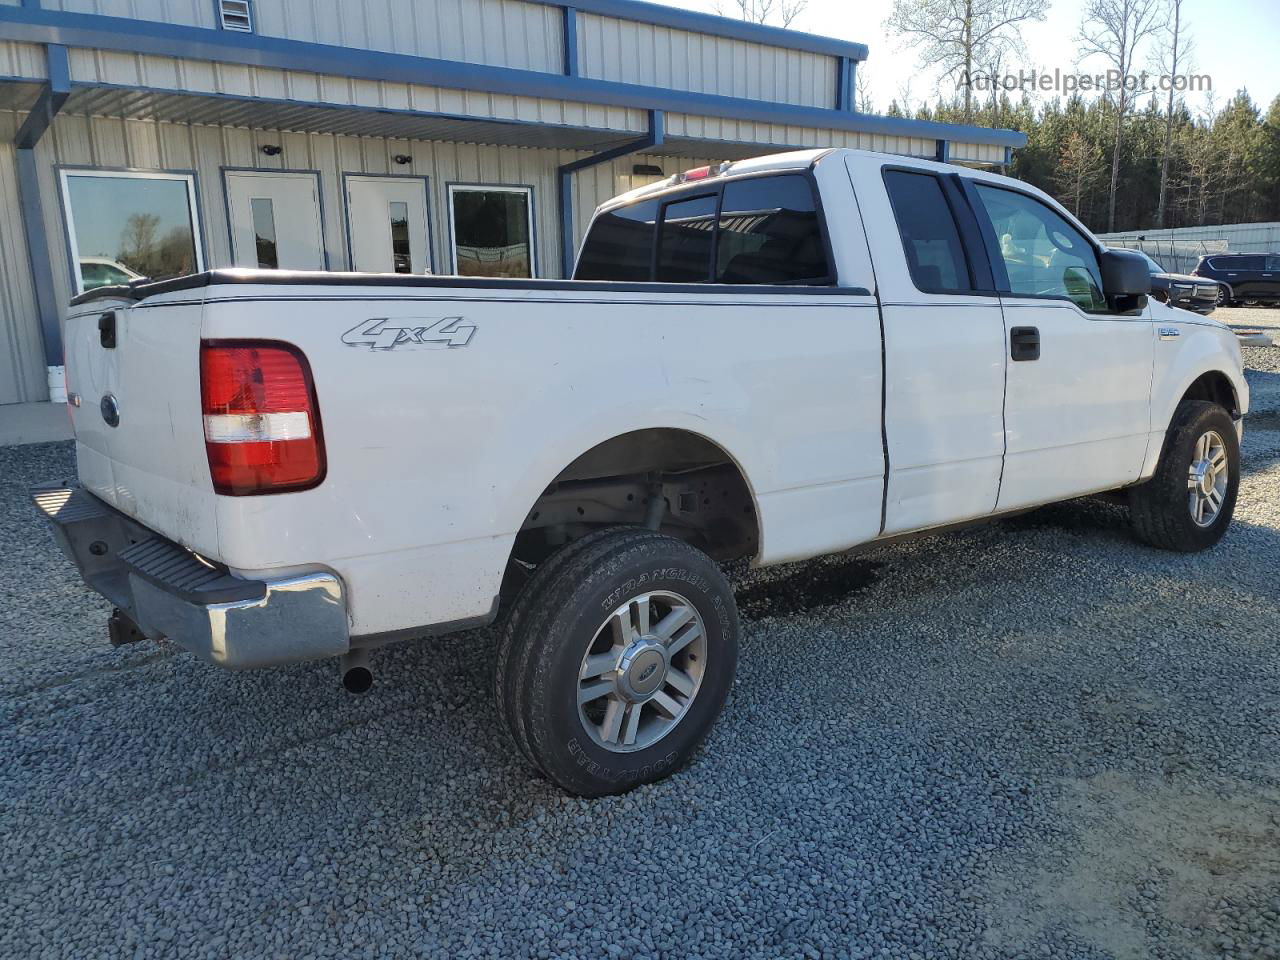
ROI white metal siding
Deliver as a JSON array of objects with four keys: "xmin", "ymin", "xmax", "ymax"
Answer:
[
  {"xmin": 949, "ymin": 141, "xmax": 1005, "ymax": 165},
  {"xmin": 666, "ymin": 113, "xmax": 935, "ymax": 159},
  {"xmin": 66, "ymin": 50, "xmax": 648, "ymax": 133},
  {"xmin": 37, "ymin": 114, "xmax": 627, "ymax": 311},
  {"xmin": 0, "ymin": 114, "xmax": 48, "ymax": 404},
  {"xmin": 576, "ymin": 13, "xmax": 837, "ymax": 109},
  {"xmin": 39, "ymin": 0, "xmax": 216, "ymax": 27},
  {"xmin": 0, "ymin": 41, "xmax": 50, "ymax": 79},
  {"xmin": 252, "ymin": 0, "xmax": 562, "ymax": 73}
]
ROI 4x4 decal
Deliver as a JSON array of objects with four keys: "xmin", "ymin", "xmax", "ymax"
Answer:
[{"xmin": 341, "ymin": 317, "xmax": 476, "ymax": 351}]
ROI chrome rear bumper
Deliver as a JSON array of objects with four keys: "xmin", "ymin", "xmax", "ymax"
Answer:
[{"xmin": 31, "ymin": 482, "xmax": 349, "ymax": 669}]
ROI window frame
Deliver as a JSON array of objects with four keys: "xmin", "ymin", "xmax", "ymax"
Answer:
[
  {"xmin": 880, "ymin": 164, "xmax": 996, "ymax": 297},
  {"xmin": 446, "ymin": 182, "xmax": 537, "ymax": 279},
  {"xmin": 960, "ymin": 178, "xmax": 1115, "ymax": 315},
  {"xmin": 575, "ymin": 168, "xmax": 838, "ymax": 287},
  {"xmin": 57, "ymin": 166, "xmax": 206, "ymax": 296}
]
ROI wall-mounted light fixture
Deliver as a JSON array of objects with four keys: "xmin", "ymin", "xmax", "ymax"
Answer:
[
  {"xmin": 260, "ymin": 144, "xmax": 282, "ymax": 157},
  {"xmin": 393, "ymin": 154, "xmax": 413, "ymax": 165},
  {"xmin": 632, "ymin": 163, "xmax": 664, "ymax": 177}
]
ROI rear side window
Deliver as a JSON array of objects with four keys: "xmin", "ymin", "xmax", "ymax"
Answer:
[
  {"xmin": 882, "ymin": 169, "xmax": 970, "ymax": 293},
  {"xmin": 716, "ymin": 175, "xmax": 829, "ymax": 284},
  {"xmin": 574, "ymin": 198, "xmax": 659, "ymax": 281},
  {"xmin": 656, "ymin": 194, "xmax": 717, "ymax": 282}
]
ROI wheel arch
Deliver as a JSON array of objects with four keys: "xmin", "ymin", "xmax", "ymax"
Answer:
[
  {"xmin": 1179, "ymin": 369, "xmax": 1242, "ymax": 419},
  {"xmin": 502, "ymin": 427, "xmax": 762, "ymax": 598}
]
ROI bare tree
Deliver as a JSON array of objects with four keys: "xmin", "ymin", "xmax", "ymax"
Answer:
[
  {"xmin": 885, "ymin": 0, "xmax": 1048, "ymax": 122},
  {"xmin": 1077, "ymin": 0, "xmax": 1163, "ymax": 231},
  {"xmin": 1055, "ymin": 130, "xmax": 1106, "ymax": 217},
  {"xmin": 716, "ymin": 0, "xmax": 808, "ymax": 27},
  {"xmin": 856, "ymin": 65, "xmax": 877, "ymax": 113},
  {"xmin": 1153, "ymin": 0, "xmax": 1193, "ymax": 227}
]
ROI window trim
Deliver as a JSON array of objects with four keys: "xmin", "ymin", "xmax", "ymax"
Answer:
[
  {"xmin": 340, "ymin": 171, "xmax": 435, "ymax": 274},
  {"xmin": 577, "ymin": 168, "xmax": 837, "ymax": 287},
  {"xmin": 961, "ymin": 178, "xmax": 1117, "ymax": 316},
  {"xmin": 446, "ymin": 182, "xmax": 537, "ymax": 279},
  {"xmin": 57, "ymin": 166, "xmax": 206, "ymax": 296}
]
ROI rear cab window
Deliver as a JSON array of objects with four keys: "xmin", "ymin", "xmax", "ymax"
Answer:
[{"xmin": 575, "ymin": 173, "xmax": 832, "ymax": 286}]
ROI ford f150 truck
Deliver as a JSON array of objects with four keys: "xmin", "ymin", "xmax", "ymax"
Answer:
[{"xmin": 35, "ymin": 148, "xmax": 1247, "ymax": 796}]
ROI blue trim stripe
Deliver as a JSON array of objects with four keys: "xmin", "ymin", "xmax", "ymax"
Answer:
[
  {"xmin": 0, "ymin": 8, "xmax": 1026, "ymax": 148},
  {"xmin": 562, "ymin": 6, "xmax": 579, "ymax": 77}
]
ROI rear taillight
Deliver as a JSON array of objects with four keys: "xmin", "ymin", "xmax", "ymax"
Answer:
[{"xmin": 200, "ymin": 340, "xmax": 325, "ymax": 495}]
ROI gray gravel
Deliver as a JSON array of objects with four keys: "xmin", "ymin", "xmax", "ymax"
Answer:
[{"xmin": 3, "ymin": 335, "xmax": 1279, "ymax": 960}]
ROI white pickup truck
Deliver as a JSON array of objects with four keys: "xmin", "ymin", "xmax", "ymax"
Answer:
[{"xmin": 36, "ymin": 148, "xmax": 1247, "ymax": 796}]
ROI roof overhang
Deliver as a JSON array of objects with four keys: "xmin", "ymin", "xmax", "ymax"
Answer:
[{"xmin": 0, "ymin": 6, "xmax": 1026, "ymax": 151}]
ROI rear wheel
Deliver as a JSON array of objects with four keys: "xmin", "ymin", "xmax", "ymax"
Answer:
[
  {"xmin": 494, "ymin": 528, "xmax": 739, "ymax": 796},
  {"xmin": 1130, "ymin": 400, "xmax": 1239, "ymax": 552}
]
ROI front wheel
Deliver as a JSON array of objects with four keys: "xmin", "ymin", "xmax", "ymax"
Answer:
[
  {"xmin": 494, "ymin": 528, "xmax": 739, "ymax": 796},
  {"xmin": 1129, "ymin": 400, "xmax": 1239, "ymax": 552}
]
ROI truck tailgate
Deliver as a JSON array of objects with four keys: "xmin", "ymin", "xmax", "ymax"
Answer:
[{"xmin": 64, "ymin": 294, "xmax": 220, "ymax": 557}]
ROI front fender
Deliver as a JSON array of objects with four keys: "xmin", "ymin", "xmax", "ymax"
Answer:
[{"xmin": 1142, "ymin": 314, "xmax": 1248, "ymax": 478}]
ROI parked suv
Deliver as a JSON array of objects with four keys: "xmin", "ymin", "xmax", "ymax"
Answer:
[
  {"xmin": 1133, "ymin": 250, "xmax": 1218, "ymax": 314},
  {"xmin": 1192, "ymin": 253, "xmax": 1280, "ymax": 306}
]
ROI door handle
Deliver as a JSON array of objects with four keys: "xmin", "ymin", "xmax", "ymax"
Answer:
[{"xmin": 1010, "ymin": 326, "xmax": 1040, "ymax": 361}]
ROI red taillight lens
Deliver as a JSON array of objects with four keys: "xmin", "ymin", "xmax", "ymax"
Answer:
[
  {"xmin": 200, "ymin": 340, "xmax": 325, "ymax": 495},
  {"xmin": 680, "ymin": 165, "xmax": 712, "ymax": 182}
]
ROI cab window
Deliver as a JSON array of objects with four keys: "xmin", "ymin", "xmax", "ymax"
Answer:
[{"xmin": 974, "ymin": 184, "xmax": 1107, "ymax": 312}]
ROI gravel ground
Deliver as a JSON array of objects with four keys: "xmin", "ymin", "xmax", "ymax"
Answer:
[{"xmin": 3, "ymin": 334, "xmax": 1279, "ymax": 960}]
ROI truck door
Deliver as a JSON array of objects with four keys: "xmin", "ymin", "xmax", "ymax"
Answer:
[
  {"xmin": 964, "ymin": 182, "xmax": 1154, "ymax": 511},
  {"xmin": 854, "ymin": 158, "xmax": 1008, "ymax": 535}
]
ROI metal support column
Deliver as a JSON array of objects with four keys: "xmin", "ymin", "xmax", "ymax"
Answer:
[
  {"xmin": 15, "ymin": 43, "xmax": 70, "ymax": 392},
  {"xmin": 557, "ymin": 109, "xmax": 664, "ymax": 278}
]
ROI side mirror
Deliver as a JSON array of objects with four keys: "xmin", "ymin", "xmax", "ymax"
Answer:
[{"xmin": 1099, "ymin": 249, "xmax": 1150, "ymax": 312}]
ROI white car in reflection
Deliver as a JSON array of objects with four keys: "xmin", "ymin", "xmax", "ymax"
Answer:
[{"xmin": 78, "ymin": 257, "xmax": 145, "ymax": 291}]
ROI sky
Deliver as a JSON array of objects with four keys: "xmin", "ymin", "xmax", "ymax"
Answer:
[{"xmin": 660, "ymin": 0, "xmax": 1279, "ymax": 118}]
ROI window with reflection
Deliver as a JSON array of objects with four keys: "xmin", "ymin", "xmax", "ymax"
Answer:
[
  {"xmin": 656, "ymin": 193, "xmax": 717, "ymax": 282},
  {"xmin": 574, "ymin": 198, "xmax": 659, "ymax": 281},
  {"xmin": 449, "ymin": 186, "xmax": 534, "ymax": 278},
  {"xmin": 60, "ymin": 170, "xmax": 202, "ymax": 292},
  {"xmin": 389, "ymin": 201, "xmax": 411, "ymax": 274},
  {"xmin": 250, "ymin": 197, "xmax": 278, "ymax": 270},
  {"xmin": 974, "ymin": 184, "xmax": 1106, "ymax": 312}
]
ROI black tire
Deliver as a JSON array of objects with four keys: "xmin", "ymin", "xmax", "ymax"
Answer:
[
  {"xmin": 493, "ymin": 527, "xmax": 630, "ymax": 769},
  {"xmin": 493, "ymin": 528, "xmax": 739, "ymax": 796},
  {"xmin": 1129, "ymin": 400, "xmax": 1239, "ymax": 552}
]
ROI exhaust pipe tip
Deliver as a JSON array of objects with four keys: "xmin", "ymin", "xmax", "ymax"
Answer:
[{"xmin": 340, "ymin": 648, "xmax": 372, "ymax": 694}]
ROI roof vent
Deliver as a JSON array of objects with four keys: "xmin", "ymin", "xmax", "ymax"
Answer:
[{"xmin": 219, "ymin": 0, "xmax": 253, "ymax": 32}]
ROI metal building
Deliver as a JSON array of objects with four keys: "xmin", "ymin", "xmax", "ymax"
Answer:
[
  {"xmin": 0, "ymin": 0, "xmax": 1025, "ymax": 407},
  {"xmin": 1098, "ymin": 222, "xmax": 1280, "ymax": 275}
]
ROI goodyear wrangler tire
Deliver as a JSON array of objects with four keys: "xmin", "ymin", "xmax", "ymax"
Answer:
[
  {"xmin": 494, "ymin": 528, "xmax": 739, "ymax": 796},
  {"xmin": 1129, "ymin": 400, "xmax": 1239, "ymax": 552}
]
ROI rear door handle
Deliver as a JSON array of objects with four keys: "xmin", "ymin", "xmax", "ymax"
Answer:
[{"xmin": 1010, "ymin": 326, "xmax": 1040, "ymax": 361}]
